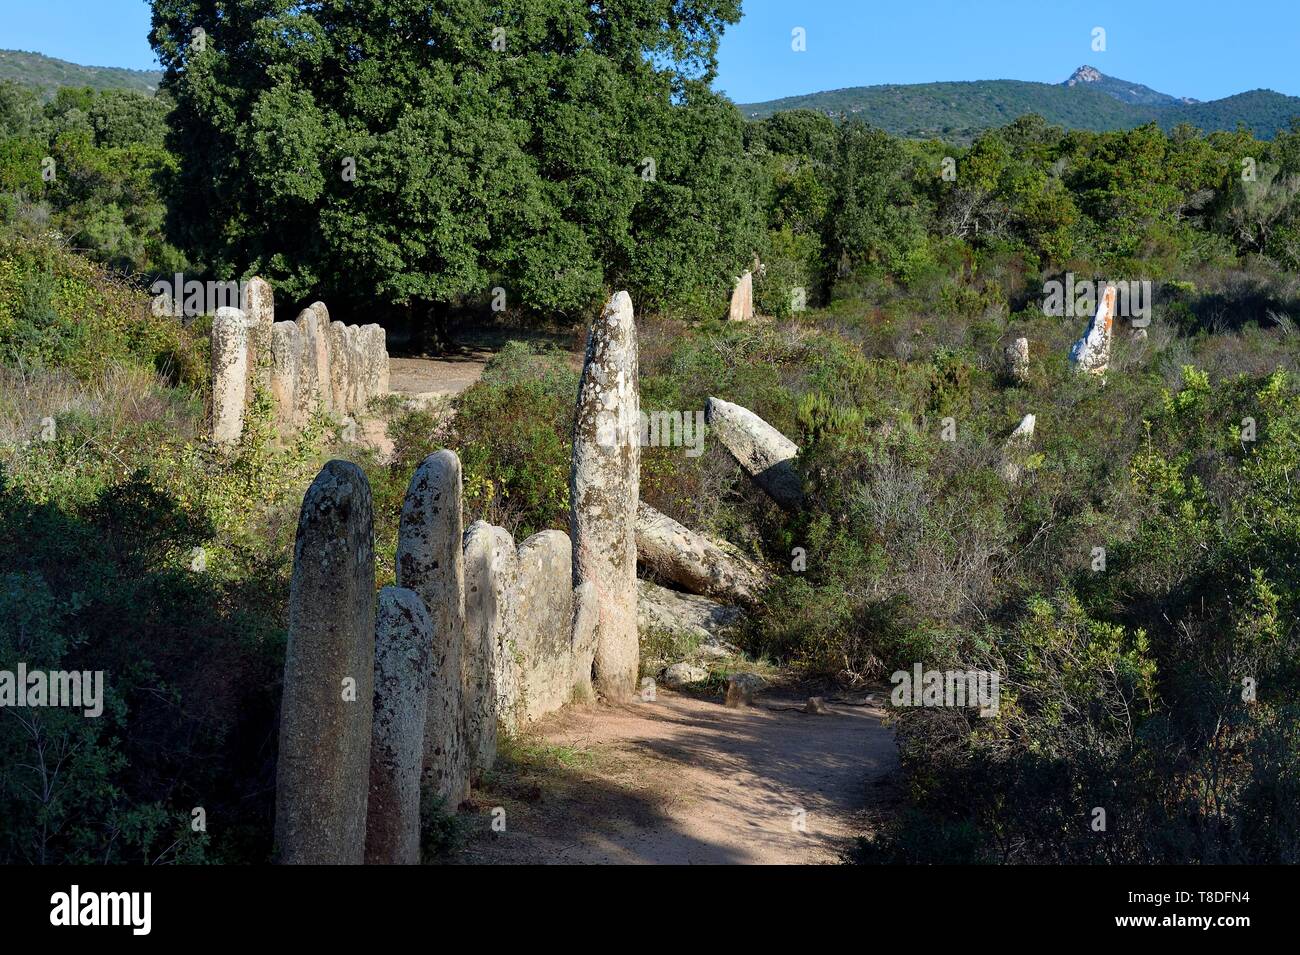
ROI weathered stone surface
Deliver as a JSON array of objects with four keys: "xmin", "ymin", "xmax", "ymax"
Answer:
[
  {"xmin": 275, "ymin": 461, "xmax": 375, "ymax": 864},
  {"xmin": 396, "ymin": 450, "xmax": 468, "ymax": 808},
  {"xmin": 366, "ymin": 586, "xmax": 432, "ymax": 865},
  {"xmin": 256, "ymin": 298, "xmax": 387, "ymax": 429},
  {"xmin": 244, "ymin": 276, "xmax": 275, "ymax": 397},
  {"xmin": 488, "ymin": 525, "xmax": 521, "ymax": 732},
  {"xmin": 359, "ymin": 324, "xmax": 389, "ymax": 407},
  {"xmin": 1005, "ymin": 336, "xmax": 1030, "ymax": 385},
  {"xmin": 725, "ymin": 672, "xmax": 767, "ymax": 709},
  {"xmin": 705, "ymin": 397, "xmax": 803, "ymax": 509},
  {"xmin": 999, "ymin": 413, "xmax": 1036, "ymax": 484},
  {"xmin": 328, "ymin": 321, "xmax": 356, "ymax": 413},
  {"xmin": 637, "ymin": 579, "xmax": 742, "ymax": 648},
  {"xmin": 662, "ymin": 662, "xmax": 708, "ymax": 687},
  {"xmin": 728, "ymin": 270, "xmax": 755, "ymax": 322},
  {"xmin": 514, "ymin": 530, "xmax": 578, "ymax": 724},
  {"xmin": 269, "ymin": 321, "xmax": 300, "ymax": 426},
  {"xmin": 1069, "ymin": 284, "xmax": 1117, "ymax": 376},
  {"xmin": 571, "ymin": 291, "xmax": 640, "ymax": 700},
  {"xmin": 462, "ymin": 521, "xmax": 510, "ymax": 773},
  {"xmin": 636, "ymin": 502, "xmax": 770, "ymax": 606},
  {"xmin": 294, "ymin": 308, "xmax": 332, "ymax": 419},
  {"xmin": 570, "ymin": 580, "xmax": 598, "ymax": 703},
  {"xmin": 211, "ymin": 307, "xmax": 249, "ymax": 444}
]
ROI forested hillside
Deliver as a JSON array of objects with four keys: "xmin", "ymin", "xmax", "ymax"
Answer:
[
  {"xmin": 0, "ymin": 49, "xmax": 162, "ymax": 98},
  {"xmin": 739, "ymin": 68, "xmax": 1300, "ymax": 143}
]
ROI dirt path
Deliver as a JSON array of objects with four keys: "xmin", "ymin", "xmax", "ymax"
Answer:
[{"xmin": 455, "ymin": 688, "xmax": 898, "ymax": 865}]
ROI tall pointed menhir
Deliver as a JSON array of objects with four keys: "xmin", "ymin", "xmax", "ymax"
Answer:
[
  {"xmin": 275, "ymin": 461, "xmax": 376, "ymax": 864},
  {"xmin": 570, "ymin": 291, "xmax": 641, "ymax": 700},
  {"xmin": 1069, "ymin": 284, "xmax": 1117, "ymax": 376}
]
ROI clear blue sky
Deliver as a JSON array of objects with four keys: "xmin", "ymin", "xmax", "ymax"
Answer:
[{"xmin": 2, "ymin": 0, "xmax": 1297, "ymax": 103}]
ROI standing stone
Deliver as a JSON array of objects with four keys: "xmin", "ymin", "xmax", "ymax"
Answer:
[
  {"xmin": 328, "ymin": 321, "xmax": 354, "ymax": 414},
  {"xmin": 243, "ymin": 276, "xmax": 275, "ymax": 398},
  {"xmin": 366, "ymin": 586, "xmax": 432, "ymax": 865},
  {"xmin": 270, "ymin": 321, "xmax": 300, "ymax": 427},
  {"xmin": 275, "ymin": 461, "xmax": 376, "ymax": 864},
  {"xmin": 295, "ymin": 308, "xmax": 333, "ymax": 419},
  {"xmin": 462, "ymin": 521, "xmax": 508, "ymax": 773},
  {"xmin": 396, "ymin": 450, "xmax": 468, "ymax": 808},
  {"xmin": 1005, "ymin": 336, "xmax": 1030, "ymax": 385},
  {"xmin": 999, "ymin": 413, "xmax": 1037, "ymax": 484},
  {"xmin": 636, "ymin": 502, "xmax": 771, "ymax": 606},
  {"xmin": 728, "ymin": 271, "xmax": 755, "ymax": 322},
  {"xmin": 571, "ymin": 291, "xmax": 640, "ymax": 701},
  {"xmin": 514, "ymin": 530, "xmax": 577, "ymax": 724},
  {"xmin": 705, "ymin": 397, "xmax": 803, "ymax": 509},
  {"xmin": 489, "ymin": 526, "xmax": 521, "ymax": 732},
  {"xmin": 358, "ymin": 324, "xmax": 390, "ymax": 407},
  {"xmin": 570, "ymin": 580, "xmax": 598, "ymax": 703},
  {"xmin": 1069, "ymin": 284, "xmax": 1117, "ymax": 376},
  {"xmin": 211, "ymin": 307, "xmax": 249, "ymax": 444}
]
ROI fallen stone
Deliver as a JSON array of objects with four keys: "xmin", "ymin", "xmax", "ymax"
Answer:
[
  {"xmin": 571, "ymin": 290, "xmax": 640, "ymax": 701},
  {"xmin": 396, "ymin": 450, "xmax": 468, "ymax": 809},
  {"xmin": 705, "ymin": 397, "xmax": 803, "ymax": 509},
  {"xmin": 211, "ymin": 307, "xmax": 249, "ymax": 444},
  {"xmin": 725, "ymin": 672, "xmax": 767, "ymax": 708},
  {"xmin": 366, "ymin": 586, "xmax": 432, "ymax": 865},
  {"xmin": 662, "ymin": 662, "xmax": 709, "ymax": 688},
  {"xmin": 637, "ymin": 579, "xmax": 741, "ymax": 652},
  {"xmin": 275, "ymin": 461, "xmax": 375, "ymax": 864},
  {"xmin": 636, "ymin": 502, "xmax": 770, "ymax": 606}
]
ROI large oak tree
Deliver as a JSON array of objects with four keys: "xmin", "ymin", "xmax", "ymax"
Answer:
[{"xmin": 150, "ymin": 0, "xmax": 762, "ymax": 325}]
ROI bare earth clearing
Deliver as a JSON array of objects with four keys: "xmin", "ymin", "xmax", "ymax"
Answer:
[{"xmin": 454, "ymin": 689, "xmax": 898, "ymax": 865}]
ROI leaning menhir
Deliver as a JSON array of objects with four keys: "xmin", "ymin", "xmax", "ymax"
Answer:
[
  {"xmin": 275, "ymin": 461, "xmax": 376, "ymax": 864},
  {"xmin": 396, "ymin": 449, "xmax": 469, "ymax": 808},
  {"xmin": 1069, "ymin": 284, "xmax": 1117, "ymax": 376},
  {"xmin": 366, "ymin": 586, "xmax": 433, "ymax": 865},
  {"xmin": 705, "ymin": 397, "xmax": 804, "ymax": 510},
  {"xmin": 571, "ymin": 291, "xmax": 641, "ymax": 701}
]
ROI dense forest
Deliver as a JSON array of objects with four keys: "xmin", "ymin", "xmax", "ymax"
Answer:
[{"xmin": 3, "ymin": 0, "xmax": 1300, "ymax": 865}]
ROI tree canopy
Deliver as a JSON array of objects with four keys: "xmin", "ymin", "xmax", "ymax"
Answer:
[{"xmin": 150, "ymin": 0, "xmax": 762, "ymax": 321}]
